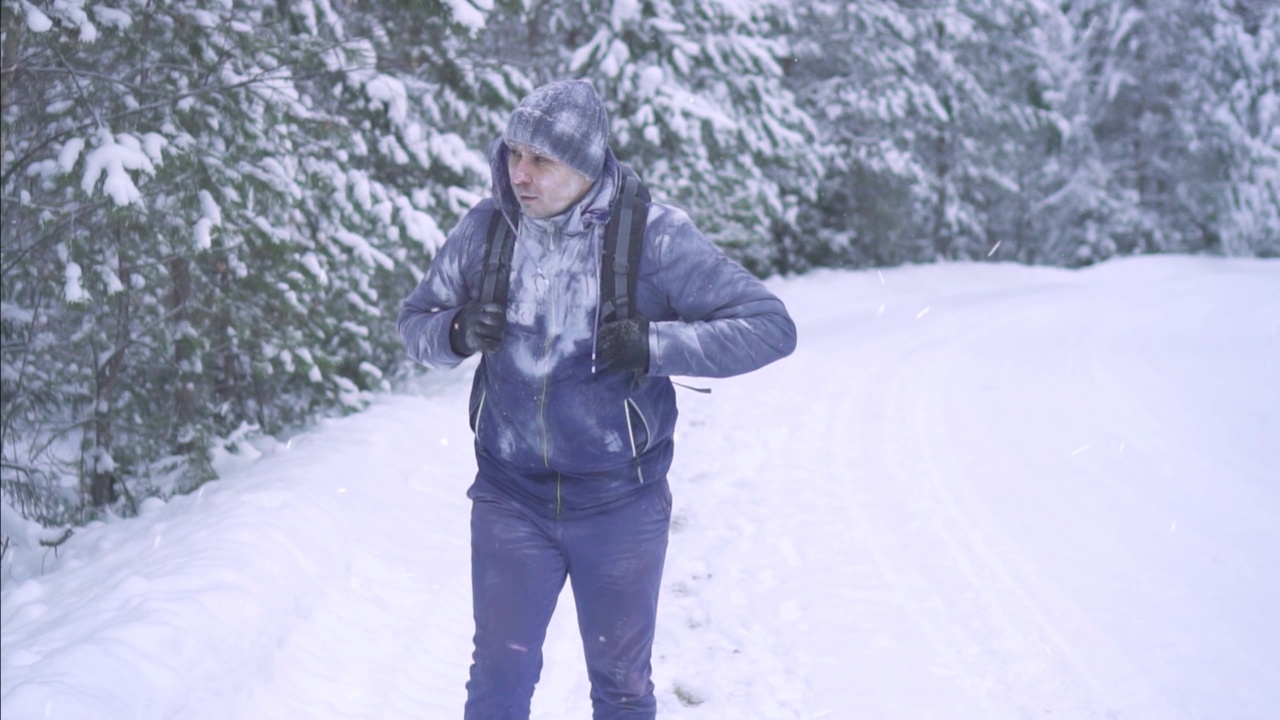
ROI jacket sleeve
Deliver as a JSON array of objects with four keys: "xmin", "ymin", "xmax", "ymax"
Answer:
[
  {"xmin": 645, "ymin": 206, "xmax": 797, "ymax": 378},
  {"xmin": 397, "ymin": 204, "xmax": 490, "ymax": 369}
]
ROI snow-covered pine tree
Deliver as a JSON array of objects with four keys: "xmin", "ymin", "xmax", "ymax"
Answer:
[
  {"xmin": 1205, "ymin": 0, "xmax": 1279, "ymax": 256},
  {"xmin": 0, "ymin": 0, "xmax": 485, "ymax": 523},
  {"xmin": 1061, "ymin": 0, "xmax": 1245, "ymax": 259},
  {"xmin": 318, "ymin": 0, "xmax": 510, "ymax": 225},
  {"xmin": 951, "ymin": 0, "xmax": 1071, "ymax": 264},
  {"xmin": 789, "ymin": 0, "xmax": 935, "ymax": 266},
  {"xmin": 476, "ymin": 0, "xmax": 821, "ymax": 276},
  {"xmin": 790, "ymin": 0, "xmax": 1059, "ymax": 266},
  {"xmin": 1011, "ymin": 2, "xmax": 1122, "ymax": 266},
  {"xmin": 255, "ymin": 0, "xmax": 493, "ymax": 424},
  {"xmin": 2, "ymin": 0, "xmax": 198, "ymax": 520},
  {"xmin": 897, "ymin": 0, "xmax": 1063, "ymax": 262}
]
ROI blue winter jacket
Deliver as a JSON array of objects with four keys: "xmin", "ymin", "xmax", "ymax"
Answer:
[{"xmin": 398, "ymin": 143, "xmax": 796, "ymax": 517}]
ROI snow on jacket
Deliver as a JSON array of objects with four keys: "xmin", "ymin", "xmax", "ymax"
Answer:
[{"xmin": 398, "ymin": 143, "xmax": 796, "ymax": 517}]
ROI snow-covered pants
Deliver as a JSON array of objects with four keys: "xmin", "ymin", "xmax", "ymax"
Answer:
[{"xmin": 463, "ymin": 478, "xmax": 672, "ymax": 720}]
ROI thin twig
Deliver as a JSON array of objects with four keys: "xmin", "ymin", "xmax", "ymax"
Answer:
[{"xmin": 38, "ymin": 527, "xmax": 73, "ymax": 548}]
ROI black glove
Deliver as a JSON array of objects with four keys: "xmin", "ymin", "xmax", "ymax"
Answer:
[
  {"xmin": 450, "ymin": 302, "xmax": 506, "ymax": 356},
  {"xmin": 597, "ymin": 318, "xmax": 649, "ymax": 373}
]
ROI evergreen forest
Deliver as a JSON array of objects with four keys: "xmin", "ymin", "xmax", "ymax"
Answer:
[{"xmin": 2, "ymin": 0, "xmax": 1276, "ymax": 526}]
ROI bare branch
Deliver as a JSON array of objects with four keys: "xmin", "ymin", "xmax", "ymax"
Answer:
[{"xmin": 38, "ymin": 527, "xmax": 73, "ymax": 548}]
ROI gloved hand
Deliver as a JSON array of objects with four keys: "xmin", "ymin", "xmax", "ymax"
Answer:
[
  {"xmin": 597, "ymin": 318, "xmax": 649, "ymax": 373},
  {"xmin": 450, "ymin": 302, "xmax": 506, "ymax": 356}
]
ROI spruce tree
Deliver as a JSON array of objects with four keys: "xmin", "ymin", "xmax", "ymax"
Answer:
[
  {"xmin": 1205, "ymin": 0, "xmax": 1279, "ymax": 256},
  {"xmin": 477, "ymin": 0, "xmax": 821, "ymax": 275},
  {"xmin": 1061, "ymin": 0, "xmax": 1258, "ymax": 258},
  {"xmin": 0, "ymin": 0, "xmax": 487, "ymax": 523}
]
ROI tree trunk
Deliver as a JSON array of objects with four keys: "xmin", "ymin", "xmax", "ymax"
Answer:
[
  {"xmin": 933, "ymin": 132, "xmax": 952, "ymax": 259},
  {"xmin": 169, "ymin": 256, "xmax": 196, "ymax": 454},
  {"xmin": 0, "ymin": 4, "xmax": 23, "ymax": 159},
  {"xmin": 89, "ymin": 252, "xmax": 131, "ymax": 507},
  {"xmin": 772, "ymin": 219, "xmax": 793, "ymax": 275},
  {"xmin": 89, "ymin": 404, "xmax": 116, "ymax": 506}
]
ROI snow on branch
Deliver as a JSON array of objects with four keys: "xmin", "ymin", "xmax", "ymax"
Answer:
[{"xmin": 79, "ymin": 129, "xmax": 158, "ymax": 206}]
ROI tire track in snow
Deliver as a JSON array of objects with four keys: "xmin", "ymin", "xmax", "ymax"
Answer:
[
  {"xmin": 845, "ymin": 287, "xmax": 1188, "ymax": 718},
  {"xmin": 696, "ymin": 270, "xmax": 1182, "ymax": 718},
  {"xmin": 818, "ymin": 325, "xmax": 1023, "ymax": 717},
  {"xmin": 884, "ymin": 302, "xmax": 1141, "ymax": 718}
]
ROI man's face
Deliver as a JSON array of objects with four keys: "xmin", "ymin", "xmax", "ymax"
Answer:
[{"xmin": 507, "ymin": 142, "xmax": 593, "ymax": 219}]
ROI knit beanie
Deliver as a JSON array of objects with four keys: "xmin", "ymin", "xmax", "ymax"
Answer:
[{"xmin": 503, "ymin": 80, "xmax": 610, "ymax": 182}]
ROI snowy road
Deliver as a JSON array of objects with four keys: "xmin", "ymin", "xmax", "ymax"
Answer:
[
  {"xmin": 668, "ymin": 258, "xmax": 1279, "ymax": 719},
  {"xmin": 3, "ymin": 256, "xmax": 1278, "ymax": 719}
]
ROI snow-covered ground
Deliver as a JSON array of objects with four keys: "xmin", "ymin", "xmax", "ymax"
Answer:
[{"xmin": 3, "ymin": 255, "xmax": 1278, "ymax": 719}]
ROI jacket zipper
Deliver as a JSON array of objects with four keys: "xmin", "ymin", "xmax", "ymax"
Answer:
[
  {"xmin": 590, "ymin": 226, "xmax": 604, "ymax": 372},
  {"xmin": 538, "ymin": 370, "xmax": 552, "ymax": 468},
  {"xmin": 539, "ymin": 369, "xmax": 561, "ymax": 517},
  {"xmin": 541, "ymin": 224, "xmax": 560, "ymax": 515},
  {"xmin": 535, "ymin": 287, "xmax": 559, "ymax": 514}
]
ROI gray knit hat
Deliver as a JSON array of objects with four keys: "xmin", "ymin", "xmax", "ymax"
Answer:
[{"xmin": 503, "ymin": 80, "xmax": 610, "ymax": 182}]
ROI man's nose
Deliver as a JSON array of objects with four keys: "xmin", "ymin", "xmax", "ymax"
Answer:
[{"xmin": 511, "ymin": 158, "xmax": 531, "ymax": 184}]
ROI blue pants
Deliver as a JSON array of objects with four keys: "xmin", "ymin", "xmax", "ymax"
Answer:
[{"xmin": 463, "ymin": 478, "xmax": 672, "ymax": 720}]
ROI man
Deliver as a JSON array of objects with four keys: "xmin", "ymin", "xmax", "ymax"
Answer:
[{"xmin": 398, "ymin": 79, "xmax": 796, "ymax": 719}]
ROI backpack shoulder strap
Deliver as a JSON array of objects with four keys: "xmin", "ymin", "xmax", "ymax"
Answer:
[
  {"xmin": 600, "ymin": 163, "xmax": 651, "ymax": 323},
  {"xmin": 478, "ymin": 205, "xmax": 515, "ymax": 307}
]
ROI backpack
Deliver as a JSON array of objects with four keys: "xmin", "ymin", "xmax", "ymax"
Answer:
[{"xmin": 478, "ymin": 164, "xmax": 651, "ymax": 323}]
